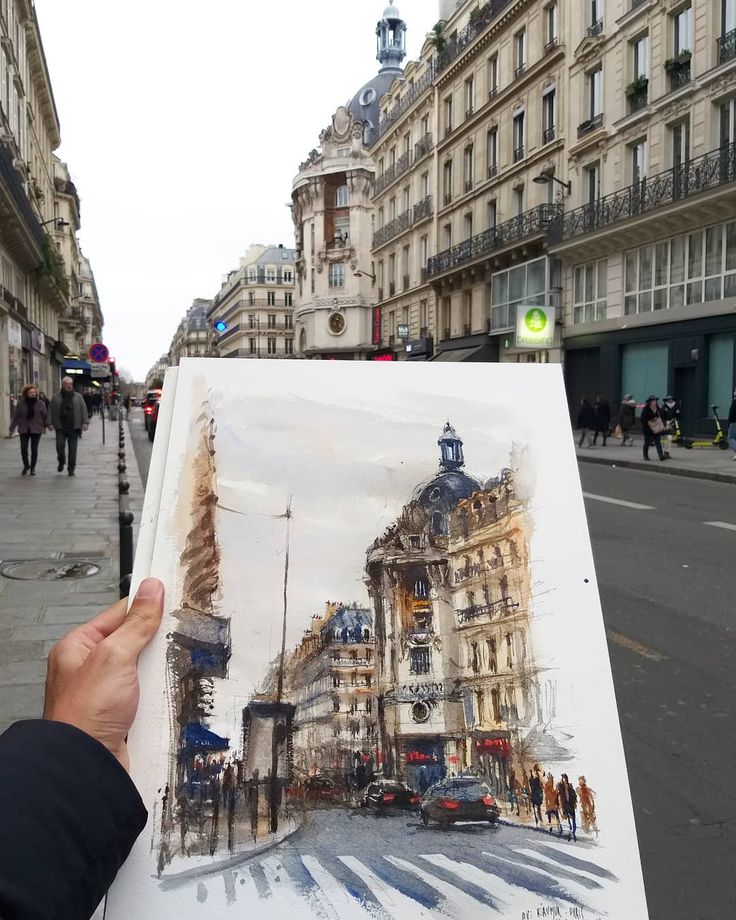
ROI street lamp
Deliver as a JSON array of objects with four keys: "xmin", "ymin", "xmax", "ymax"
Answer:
[
  {"xmin": 354, "ymin": 268, "xmax": 376, "ymax": 283},
  {"xmin": 41, "ymin": 218, "xmax": 70, "ymax": 230},
  {"xmin": 533, "ymin": 171, "xmax": 571, "ymax": 194}
]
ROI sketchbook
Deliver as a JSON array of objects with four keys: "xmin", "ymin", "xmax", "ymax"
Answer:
[{"xmin": 106, "ymin": 358, "xmax": 649, "ymax": 920}]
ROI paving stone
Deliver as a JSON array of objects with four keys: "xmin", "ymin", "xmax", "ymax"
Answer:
[
  {"xmin": 0, "ymin": 640, "xmax": 46, "ymax": 665},
  {"xmin": 42, "ymin": 605, "xmax": 106, "ymax": 625},
  {"xmin": 0, "ymin": 660, "xmax": 47, "ymax": 685},
  {"xmin": 12, "ymin": 623, "xmax": 74, "ymax": 642},
  {"xmin": 0, "ymin": 683, "xmax": 45, "ymax": 729}
]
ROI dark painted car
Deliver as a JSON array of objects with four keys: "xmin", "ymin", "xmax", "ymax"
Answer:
[
  {"xmin": 303, "ymin": 775, "xmax": 338, "ymax": 805},
  {"xmin": 420, "ymin": 777, "xmax": 500, "ymax": 826},
  {"xmin": 359, "ymin": 780, "xmax": 421, "ymax": 812}
]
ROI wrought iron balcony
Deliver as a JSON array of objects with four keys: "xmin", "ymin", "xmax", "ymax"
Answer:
[
  {"xmin": 718, "ymin": 27, "xmax": 736, "ymax": 64},
  {"xmin": 373, "ymin": 65, "xmax": 436, "ymax": 143},
  {"xmin": 665, "ymin": 56, "xmax": 691, "ymax": 91},
  {"xmin": 414, "ymin": 195, "xmax": 433, "ymax": 222},
  {"xmin": 426, "ymin": 204, "xmax": 560, "ymax": 278},
  {"xmin": 435, "ymin": 0, "xmax": 514, "ymax": 76},
  {"xmin": 372, "ymin": 208, "xmax": 413, "ymax": 248},
  {"xmin": 578, "ymin": 113, "xmax": 604, "ymax": 138},
  {"xmin": 513, "ymin": 145, "xmax": 525, "ymax": 162},
  {"xmin": 0, "ymin": 143, "xmax": 44, "ymax": 251},
  {"xmin": 587, "ymin": 19, "xmax": 603, "ymax": 36},
  {"xmin": 544, "ymin": 37, "xmax": 559, "ymax": 51},
  {"xmin": 548, "ymin": 141, "xmax": 736, "ymax": 244},
  {"xmin": 455, "ymin": 596, "xmax": 519, "ymax": 625},
  {"xmin": 464, "ymin": 178, "xmax": 474, "ymax": 193},
  {"xmin": 543, "ymin": 126, "xmax": 556, "ymax": 143},
  {"xmin": 375, "ymin": 149, "xmax": 413, "ymax": 196},
  {"xmin": 414, "ymin": 132, "xmax": 433, "ymax": 160},
  {"xmin": 514, "ymin": 63, "xmax": 526, "ymax": 78},
  {"xmin": 627, "ymin": 84, "xmax": 649, "ymax": 113},
  {"xmin": 488, "ymin": 163, "xmax": 498, "ymax": 179}
]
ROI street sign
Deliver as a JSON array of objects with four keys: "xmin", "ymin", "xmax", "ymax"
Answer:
[
  {"xmin": 88, "ymin": 342, "xmax": 110, "ymax": 363},
  {"xmin": 90, "ymin": 362, "xmax": 110, "ymax": 379},
  {"xmin": 397, "ymin": 323, "xmax": 410, "ymax": 339},
  {"xmin": 514, "ymin": 305, "xmax": 556, "ymax": 349}
]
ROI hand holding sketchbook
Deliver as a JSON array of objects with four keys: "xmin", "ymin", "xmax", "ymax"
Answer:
[{"xmin": 102, "ymin": 359, "xmax": 649, "ymax": 920}]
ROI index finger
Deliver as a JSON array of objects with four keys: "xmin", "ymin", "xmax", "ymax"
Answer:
[{"xmin": 61, "ymin": 598, "xmax": 129, "ymax": 649}]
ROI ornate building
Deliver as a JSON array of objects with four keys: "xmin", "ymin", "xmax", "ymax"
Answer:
[
  {"xmin": 209, "ymin": 244, "xmax": 296, "ymax": 359},
  {"xmin": 168, "ymin": 299, "xmax": 213, "ymax": 366},
  {"xmin": 291, "ymin": 5, "xmax": 408, "ymax": 360}
]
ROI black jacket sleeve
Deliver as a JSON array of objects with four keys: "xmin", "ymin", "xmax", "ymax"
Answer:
[{"xmin": 0, "ymin": 720, "xmax": 147, "ymax": 920}]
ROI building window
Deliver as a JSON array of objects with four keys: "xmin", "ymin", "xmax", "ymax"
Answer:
[
  {"xmin": 491, "ymin": 256, "xmax": 549, "ymax": 330},
  {"xmin": 267, "ymin": 314, "xmax": 276, "ymax": 329},
  {"xmin": 336, "ymin": 185, "xmax": 349, "ymax": 207},
  {"xmin": 624, "ymin": 222, "xmax": 736, "ymax": 314},
  {"xmin": 464, "ymin": 212, "xmax": 473, "ymax": 241},
  {"xmin": 285, "ymin": 292, "xmax": 293, "ymax": 307},
  {"xmin": 632, "ymin": 34, "xmax": 649, "ymax": 79},
  {"xmin": 545, "ymin": 3, "xmax": 558, "ymax": 45},
  {"xmin": 514, "ymin": 185, "xmax": 524, "ymax": 216},
  {"xmin": 487, "ymin": 127, "xmax": 498, "ymax": 176},
  {"xmin": 514, "ymin": 29, "xmax": 526, "ymax": 76},
  {"xmin": 419, "ymin": 299, "xmax": 428, "ymax": 332},
  {"xmin": 464, "ymin": 75, "xmax": 475, "ymax": 116},
  {"xmin": 266, "ymin": 269, "xmax": 276, "ymax": 283},
  {"xmin": 673, "ymin": 5, "xmax": 692, "ymax": 56},
  {"xmin": 267, "ymin": 337, "xmax": 277, "ymax": 355},
  {"xmin": 420, "ymin": 235, "xmax": 429, "ymax": 270},
  {"xmin": 589, "ymin": 0, "xmax": 603, "ymax": 33},
  {"xmin": 420, "ymin": 170, "xmax": 429, "ymax": 198},
  {"xmin": 402, "ymin": 244, "xmax": 410, "ymax": 288},
  {"xmin": 249, "ymin": 338, "xmax": 256, "ymax": 354},
  {"xmin": 631, "ymin": 138, "xmax": 647, "ymax": 184},
  {"xmin": 443, "ymin": 159, "xmax": 453, "ymax": 203},
  {"xmin": 444, "ymin": 94, "xmax": 453, "ymax": 134},
  {"xmin": 284, "ymin": 270, "xmax": 293, "ymax": 282},
  {"xmin": 284, "ymin": 338, "xmax": 293, "ymax": 355},
  {"xmin": 513, "ymin": 111, "xmax": 525, "ymax": 161},
  {"xmin": 488, "ymin": 199, "xmax": 497, "ymax": 229},
  {"xmin": 542, "ymin": 90, "xmax": 556, "ymax": 143},
  {"xmin": 248, "ymin": 269, "xmax": 257, "ymax": 283},
  {"xmin": 720, "ymin": 96, "xmax": 736, "ymax": 147},
  {"xmin": 285, "ymin": 314, "xmax": 293, "ymax": 329},
  {"xmin": 410, "ymin": 647, "xmax": 431, "ymax": 675},
  {"xmin": 443, "ymin": 223, "xmax": 452, "ymax": 251},
  {"xmin": 573, "ymin": 259, "xmax": 608, "ymax": 323},
  {"xmin": 463, "ymin": 144, "xmax": 474, "ymax": 191},
  {"xmin": 585, "ymin": 161, "xmax": 601, "ymax": 204},
  {"xmin": 248, "ymin": 291, "xmax": 255, "ymax": 306},
  {"xmin": 267, "ymin": 291, "xmax": 276, "ymax": 306},
  {"xmin": 329, "ymin": 262, "xmax": 345, "ymax": 288},
  {"xmin": 588, "ymin": 66, "xmax": 603, "ymax": 120},
  {"xmin": 463, "ymin": 290, "xmax": 472, "ymax": 332},
  {"xmin": 488, "ymin": 54, "xmax": 499, "ymax": 96}
]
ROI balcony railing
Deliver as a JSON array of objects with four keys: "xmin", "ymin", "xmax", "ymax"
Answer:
[
  {"xmin": 372, "ymin": 208, "xmax": 413, "ymax": 248},
  {"xmin": 456, "ymin": 596, "xmax": 520, "ymax": 625},
  {"xmin": 514, "ymin": 63, "xmax": 526, "ymax": 78},
  {"xmin": 435, "ymin": 0, "xmax": 514, "ymax": 76},
  {"xmin": 627, "ymin": 85, "xmax": 648, "ymax": 113},
  {"xmin": 0, "ymin": 142, "xmax": 45, "ymax": 251},
  {"xmin": 578, "ymin": 112, "xmax": 604, "ymax": 138},
  {"xmin": 414, "ymin": 132, "xmax": 433, "ymax": 160},
  {"xmin": 413, "ymin": 194, "xmax": 433, "ymax": 222},
  {"xmin": 426, "ymin": 203, "xmax": 560, "ymax": 278},
  {"xmin": 587, "ymin": 18, "xmax": 603, "ymax": 36},
  {"xmin": 718, "ymin": 27, "xmax": 736, "ymax": 64},
  {"xmin": 666, "ymin": 57, "xmax": 691, "ymax": 91},
  {"xmin": 513, "ymin": 145, "xmax": 525, "ymax": 162},
  {"xmin": 444, "ymin": 192, "xmax": 453, "ymax": 205},
  {"xmin": 543, "ymin": 126, "xmax": 556, "ymax": 143},
  {"xmin": 464, "ymin": 178, "xmax": 474, "ymax": 193},
  {"xmin": 488, "ymin": 163, "xmax": 498, "ymax": 179},
  {"xmin": 548, "ymin": 141, "xmax": 736, "ymax": 244},
  {"xmin": 375, "ymin": 149, "xmax": 413, "ymax": 196},
  {"xmin": 373, "ymin": 64, "xmax": 436, "ymax": 143}
]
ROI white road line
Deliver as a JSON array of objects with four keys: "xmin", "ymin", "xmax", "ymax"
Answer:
[
  {"xmin": 260, "ymin": 856, "xmax": 334, "ymax": 916},
  {"xmin": 385, "ymin": 855, "xmax": 485, "ymax": 916},
  {"xmin": 703, "ymin": 521, "xmax": 736, "ymax": 532},
  {"xmin": 583, "ymin": 492, "xmax": 655, "ymax": 511},
  {"xmin": 339, "ymin": 855, "xmax": 443, "ymax": 919},
  {"xmin": 419, "ymin": 854, "xmax": 515, "ymax": 905},
  {"xmin": 300, "ymin": 856, "xmax": 378, "ymax": 920},
  {"xmin": 511, "ymin": 847, "xmax": 606, "ymax": 887},
  {"xmin": 484, "ymin": 850, "xmax": 595, "ymax": 901}
]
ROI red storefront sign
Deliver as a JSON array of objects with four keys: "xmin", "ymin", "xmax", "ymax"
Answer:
[
  {"xmin": 474, "ymin": 738, "xmax": 510, "ymax": 757},
  {"xmin": 372, "ymin": 354, "xmax": 395, "ymax": 361},
  {"xmin": 406, "ymin": 751, "xmax": 439, "ymax": 764},
  {"xmin": 372, "ymin": 306, "xmax": 382, "ymax": 345}
]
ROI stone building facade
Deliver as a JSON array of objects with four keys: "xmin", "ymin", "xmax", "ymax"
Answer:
[
  {"xmin": 209, "ymin": 244, "xmax": 296, "ymax": 359},
  {"xmin": 168, "ymin": 299, "xmax": 213, "ymax": 366}
]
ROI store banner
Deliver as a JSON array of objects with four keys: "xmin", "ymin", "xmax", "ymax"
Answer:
[
  {"xmin": 515, "ymin": 305, "xmax": 556, "ymax": 349},
  {"xmin": 7, "ymin": 318, "xmax": 22, "ymax": 349}
]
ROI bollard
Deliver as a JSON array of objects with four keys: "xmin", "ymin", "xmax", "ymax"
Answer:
[
  {"xmin": 118, "ymin": 479, "xmax": 130, "ymax": 495},
  {"xmin": 119, "ymin": 504, "xmax": 134, "ymax": 599}
]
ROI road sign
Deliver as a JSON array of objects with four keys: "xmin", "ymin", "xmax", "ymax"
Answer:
[
  {"xmin": 88, "ymin": 342, "xmax": 110, "ymax": 363},
  {"xmin": 90, "ymin": 362, "xmax": 110, "ymax": 379}
]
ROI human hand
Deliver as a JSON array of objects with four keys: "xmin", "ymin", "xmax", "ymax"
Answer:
[{"xmin": 43, "ymin": 578, "xmax": 164, "ymax": 771}]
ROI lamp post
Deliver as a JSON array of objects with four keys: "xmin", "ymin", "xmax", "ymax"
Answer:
[
  {"xmin": 532, "ymin": 171, "xmax": 572, "ymax": 195},
  {"xmin": 40, "ymin": 218, "xmax": 70, "ymax": 230},
  {"xmin": 354, "ymin": 268, "xmax": 377, "ymax": 283}
]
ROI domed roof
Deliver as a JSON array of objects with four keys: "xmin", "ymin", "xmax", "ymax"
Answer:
[
  {"xmin": 412, "ymin": 469, "xmax": 482, "ymax": 513},
  {"xmin": 383, "ymin": 3, "xmax": 401, "ymax": 18},
  {"xmin": 347, "ymin": 70, "xmax": 400, "ymax": 140}
]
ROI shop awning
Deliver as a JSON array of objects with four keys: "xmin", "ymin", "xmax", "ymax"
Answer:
[
  {"xmin": 61, "ymin": 358, "xmax": 91, "ymax": 372},
  {"xmin": 181, "ymin": 722, "xmax": 230, "ymax": 752},
  {"xmin": 431, "ymin": 346, "xmax": 486, "ymax": 362}
]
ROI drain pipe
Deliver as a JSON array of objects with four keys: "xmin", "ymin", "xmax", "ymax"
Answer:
[{"xmin": 118, "ymin": 414, "xmax": 134, "ymax": 599}]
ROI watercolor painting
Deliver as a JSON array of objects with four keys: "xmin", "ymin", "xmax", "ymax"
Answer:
[{"xmin": 106, "ymin": 359, "xmax": 649, "ymax": 920}]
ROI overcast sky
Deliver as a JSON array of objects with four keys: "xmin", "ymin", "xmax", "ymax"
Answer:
[{"xmin": 33, "ymin": 1, "xmax": 435, "ymax": 379}]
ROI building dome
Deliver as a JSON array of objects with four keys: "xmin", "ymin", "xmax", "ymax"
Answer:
[
  {"xmin": 383, "ymin": 3, "xmax": 401, "ymax": 18},
  {"xmin": 347, "ymin": 71, "xmax": 401, "ymax": 137}
]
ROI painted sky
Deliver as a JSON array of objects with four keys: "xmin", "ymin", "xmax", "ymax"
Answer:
[{"xmin": 33, "ymin": 0, "xmax": 436, "ymax": 379}]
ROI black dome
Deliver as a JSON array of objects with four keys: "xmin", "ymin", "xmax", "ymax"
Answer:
[
  {"xmin": 412, "ymin": 470, "xmax": 482, "ymax": 513},
  {"xmin": 347, "ymin": 70, "xmax": 400, "ymax": 142}
]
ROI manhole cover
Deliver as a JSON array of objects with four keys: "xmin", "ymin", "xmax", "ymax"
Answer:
[{"xmin": 0, "ymin": 560, "xmax": 101, "ymax": 581}]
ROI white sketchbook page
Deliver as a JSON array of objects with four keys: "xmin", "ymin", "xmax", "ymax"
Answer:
[{"xmin": 107, "ymin": 359, "xmax": 649, "ymax": 920}]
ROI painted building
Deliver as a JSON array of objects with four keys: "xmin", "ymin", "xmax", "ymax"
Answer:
[{"xmin": 209, "ymin": 244, "xmax": 296, "ymax": 359}]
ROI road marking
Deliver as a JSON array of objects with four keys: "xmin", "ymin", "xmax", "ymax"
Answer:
[
  {"xmin": 482, "ymin": 851, "xmax": 594, "ymax": 901},
  {"xmin": 512, "ymin": 848, "xmax": 605, "ymax": 888},
  {"xmin": 606, "ymin": 629, "xmax": 667, "ymax": 662},
  {"xmin": 339, "ymin": 855, "xmax": 443, "ymax": 918},
  {"xmin": 703, "ymin": 521, "xmax": 736, "ymax": 532},
  {"xmin": 300, "ymin": 856, "xmax": 376, "ymax": 920},
  {"xmin": 385, "ymin": 855, "xmax": 490, "ymax": 914},
  {"xmin": 420, "ymin": 854, "xmax": 516, "ymax": 905},
  {"xmin": 583, "ymin": 492, "xmax": 655, "ymax": 511}
]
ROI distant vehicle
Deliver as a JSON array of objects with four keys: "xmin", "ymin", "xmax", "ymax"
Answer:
[
  {"xmin": 359, "ymin": 779, "xmax": 421, "ymax": 812},
  {"xmin": 420, "ymin": 776, "xmax": 500, "ymax": 827},
  {"xmin": 143, "ymin": 389, "xmax": 162, "ymax": 435},
  {"xmin": 302, "ymin": 775, "xmax": 338, "ymax": 805},
  {"xmin": 147, "ymin": 398, "xmax": 160, "ymax": 442}
]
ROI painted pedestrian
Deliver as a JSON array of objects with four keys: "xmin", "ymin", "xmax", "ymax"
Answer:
[
  {"xmin": 577, "ymin": 775, "xmax": 598, "ymax": 837},
  {"xmin": 576, "ymin": 398, "xmax": 595, "ymax": 448},
  {"xmin": 529, "ymin": 766, "xmax": 544, "ymax": 826},
  {"xmin": 640, "ymin": 395, "xmax": 666, "ymax": 462},
  {"xmin": 49, "ymin": 377, "xmax": 89, "ymax": 476},
  {"xmin": 592, "ymin": 395, "xmax": 611, "ymax": 446},
  {"xmin": 544, "ymin": 772, "xmax": 562, "ymax": 834},
  {"xmin": 247, "ymin": 769, "xmax": 260, "ymax": 842},
  {"xmin": 557, "ymin": 773, "xmax": 578, "ymax": 841},
  {"xmin": 618, "ymin": 394, "xmax": 637, "ymax": 447},
  {"xmin": 8, "ymin": 384, "xmax": 50, "ymax": 476}
]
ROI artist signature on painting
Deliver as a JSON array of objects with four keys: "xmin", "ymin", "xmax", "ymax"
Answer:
[{"xmin": 521, "ymin": 907, "xmax": 602, "ymax": 920}]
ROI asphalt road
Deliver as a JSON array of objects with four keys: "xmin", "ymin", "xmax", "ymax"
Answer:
[
  {"xmin": 579, "ymin": 464, "xmax": 736, "ymax": 920},
  {"xmin": 129, "ymin": 429, "xmax": 735, "ymax": 920},
  {"xmin": 129, "ymin": 406, "xmax": 153, "ymax": 488},
  {"xmin": 178, "ymin": 808, "xmax": 615, "ymax": 917}
]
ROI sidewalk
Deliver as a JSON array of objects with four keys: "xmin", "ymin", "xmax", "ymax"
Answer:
[
  {"xmin": 0, "ymin": 415, "xmax": 144, "ymax": 734},
  {"xmin": 576, "ymin": 437, "xmax": 736, "ymax": 484}
]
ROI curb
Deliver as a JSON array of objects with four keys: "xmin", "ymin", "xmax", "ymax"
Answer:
[{"xmin": 577, "ymin": 453, "xmax": 736, "ymax": 485}]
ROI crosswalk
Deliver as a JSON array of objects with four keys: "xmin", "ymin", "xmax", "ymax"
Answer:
[{"xmin": 191, "ymin": 839, "xmax": 617, "ymax": 918}]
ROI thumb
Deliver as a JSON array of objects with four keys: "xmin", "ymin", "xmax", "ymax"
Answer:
[{"xmin": 113, "ymin": 578, "xmax": 165, "ymax": 659}]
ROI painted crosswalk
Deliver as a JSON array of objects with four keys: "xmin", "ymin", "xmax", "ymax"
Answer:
[{"xmin": 191, "ymin": 838, "xmax": 617, "ymax": 918}]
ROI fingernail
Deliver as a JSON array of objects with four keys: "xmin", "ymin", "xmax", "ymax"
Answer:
[{"xmin": 136, "ymin": 578, "xmax": 164, "ymax": 601}]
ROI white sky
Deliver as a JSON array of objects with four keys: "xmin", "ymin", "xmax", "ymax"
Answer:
[{"xmin": 33, "ymin": 1, "xmax": 435, "ymax": 379}]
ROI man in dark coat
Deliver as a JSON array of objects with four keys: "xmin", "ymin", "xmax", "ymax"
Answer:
[
  {"xmin": 0, "ymin": 578, "xmax": 164, "ymax": 920},
  {"xmin": 592, "ymin": 395, "xmax": 612, "ymax": 446},
  {"xmin": 49, "ymin": 377, "xmax": 89, "ymax": 476},
  {"xmin": 576, "ymin": 398, "xmax": 596, "ymax": 448},
  {"xmin": 557, "ymin": 773, "xmax": 578, "ymax": 841}
]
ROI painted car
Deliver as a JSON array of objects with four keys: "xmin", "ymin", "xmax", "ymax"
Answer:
[
  {"xmin": 359, "ymin": 779, "xmax": 421, "ymax": 811},
  {"xmin": 420, "ymin": 777, "xmax": 500, "ymax": 826}
]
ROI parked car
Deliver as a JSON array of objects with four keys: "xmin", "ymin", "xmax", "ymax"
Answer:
[
  {"xmin": 359, "ymin": 779, "xmax": 421, "ymax": 812},
  {"xmin": 147, "ymin": 398, "xmax": 160, "ymax": 442},
  {"xmin": 303, "ymin": 775, "xmax": 338, "ymax": 805},
  {"xmin": 420, "ymin": 777, "xmax": 500, "ymax": 827},
  {"xmin": 143, "ymin": 388, "xmax": 162, "ymax": 434}
]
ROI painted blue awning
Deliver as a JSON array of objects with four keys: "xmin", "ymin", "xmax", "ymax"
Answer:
[
  {"xmin": 181, "ymin": 722, "xmax": 229, "ymax": 752},
  {"xmin": 61, "ymin": 358, "xmax": 91, "ymax": 371}
]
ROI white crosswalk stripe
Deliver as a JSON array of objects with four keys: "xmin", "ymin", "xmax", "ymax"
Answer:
[
  {"xmin": 301, "ymin": 856, "xmax": 380, "ymax": 920},
  {"xmin": 385, "ymin": 855, "xmax": 489, "ymax": 917},
  {"xmin": 483, "ymin": 849, "xmax": 595, "ymax": 901},
  {"xmin": 339, "ymin": 854, "xmax": 446, "ymax": 919},
  {"xmin": 511, "ymin": 846, "xmax": 607, "ymax": 887},
  {"xmin": 419, "ymin": 853, "xmax": 515, "ymax": 905}
]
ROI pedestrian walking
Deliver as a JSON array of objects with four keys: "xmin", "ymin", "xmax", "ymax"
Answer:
[
  {"xmin": 618, "ymin": 395, "xmax": 637, "ymax": 446},
  {"xmin": 576, "ymin": 398, "xmax": 596, "ymax": 448},
  {"xmin": 529, "ymin": 766, "xmax": 544, "ymax": 827},
  {"xmin": 49, "ymin": 377, "xmax": 89, "ymax": 476},
  {"xmin": 592, "ymin": 395, "xmax": 611, "ymax": 446},
  {"xmin": 557, "ymin": 773, "xmax": 578, "ymax": 841},
  {"xmin": 8, "ymin": 384, "xmax": 50, "ymax": 476},
  {"xmin": 38, "ymin": 390, "xmax": 50, "ymax": 410},
  {"xmin": 543, "ymin": 772, "xmax": 562, "ymax": 834},
  {"xmin": 640, "ymin": 395, "xmax": 666, "ymax": 461},
  {"xmin": 576, "ymin": 776, "xmax": 598, "ymax": 837},
  {"xmin": 727, "ymin": 387, "xmax": 736, "ymax": 461}
]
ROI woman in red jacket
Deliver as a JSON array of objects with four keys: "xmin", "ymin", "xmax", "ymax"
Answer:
[{"xmin": 8, "ymin": 384, "xmax": 51, "ymax": 476}]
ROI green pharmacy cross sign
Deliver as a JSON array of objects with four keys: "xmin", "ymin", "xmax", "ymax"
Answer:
[{"xmin": 515, "ymin": 305, "xmax": 556, "ymax": 349}]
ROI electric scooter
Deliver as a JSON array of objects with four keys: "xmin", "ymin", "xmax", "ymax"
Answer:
[{"xmin": 683, "ymin": 405, "xmax": 729, "ymax": 450}]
